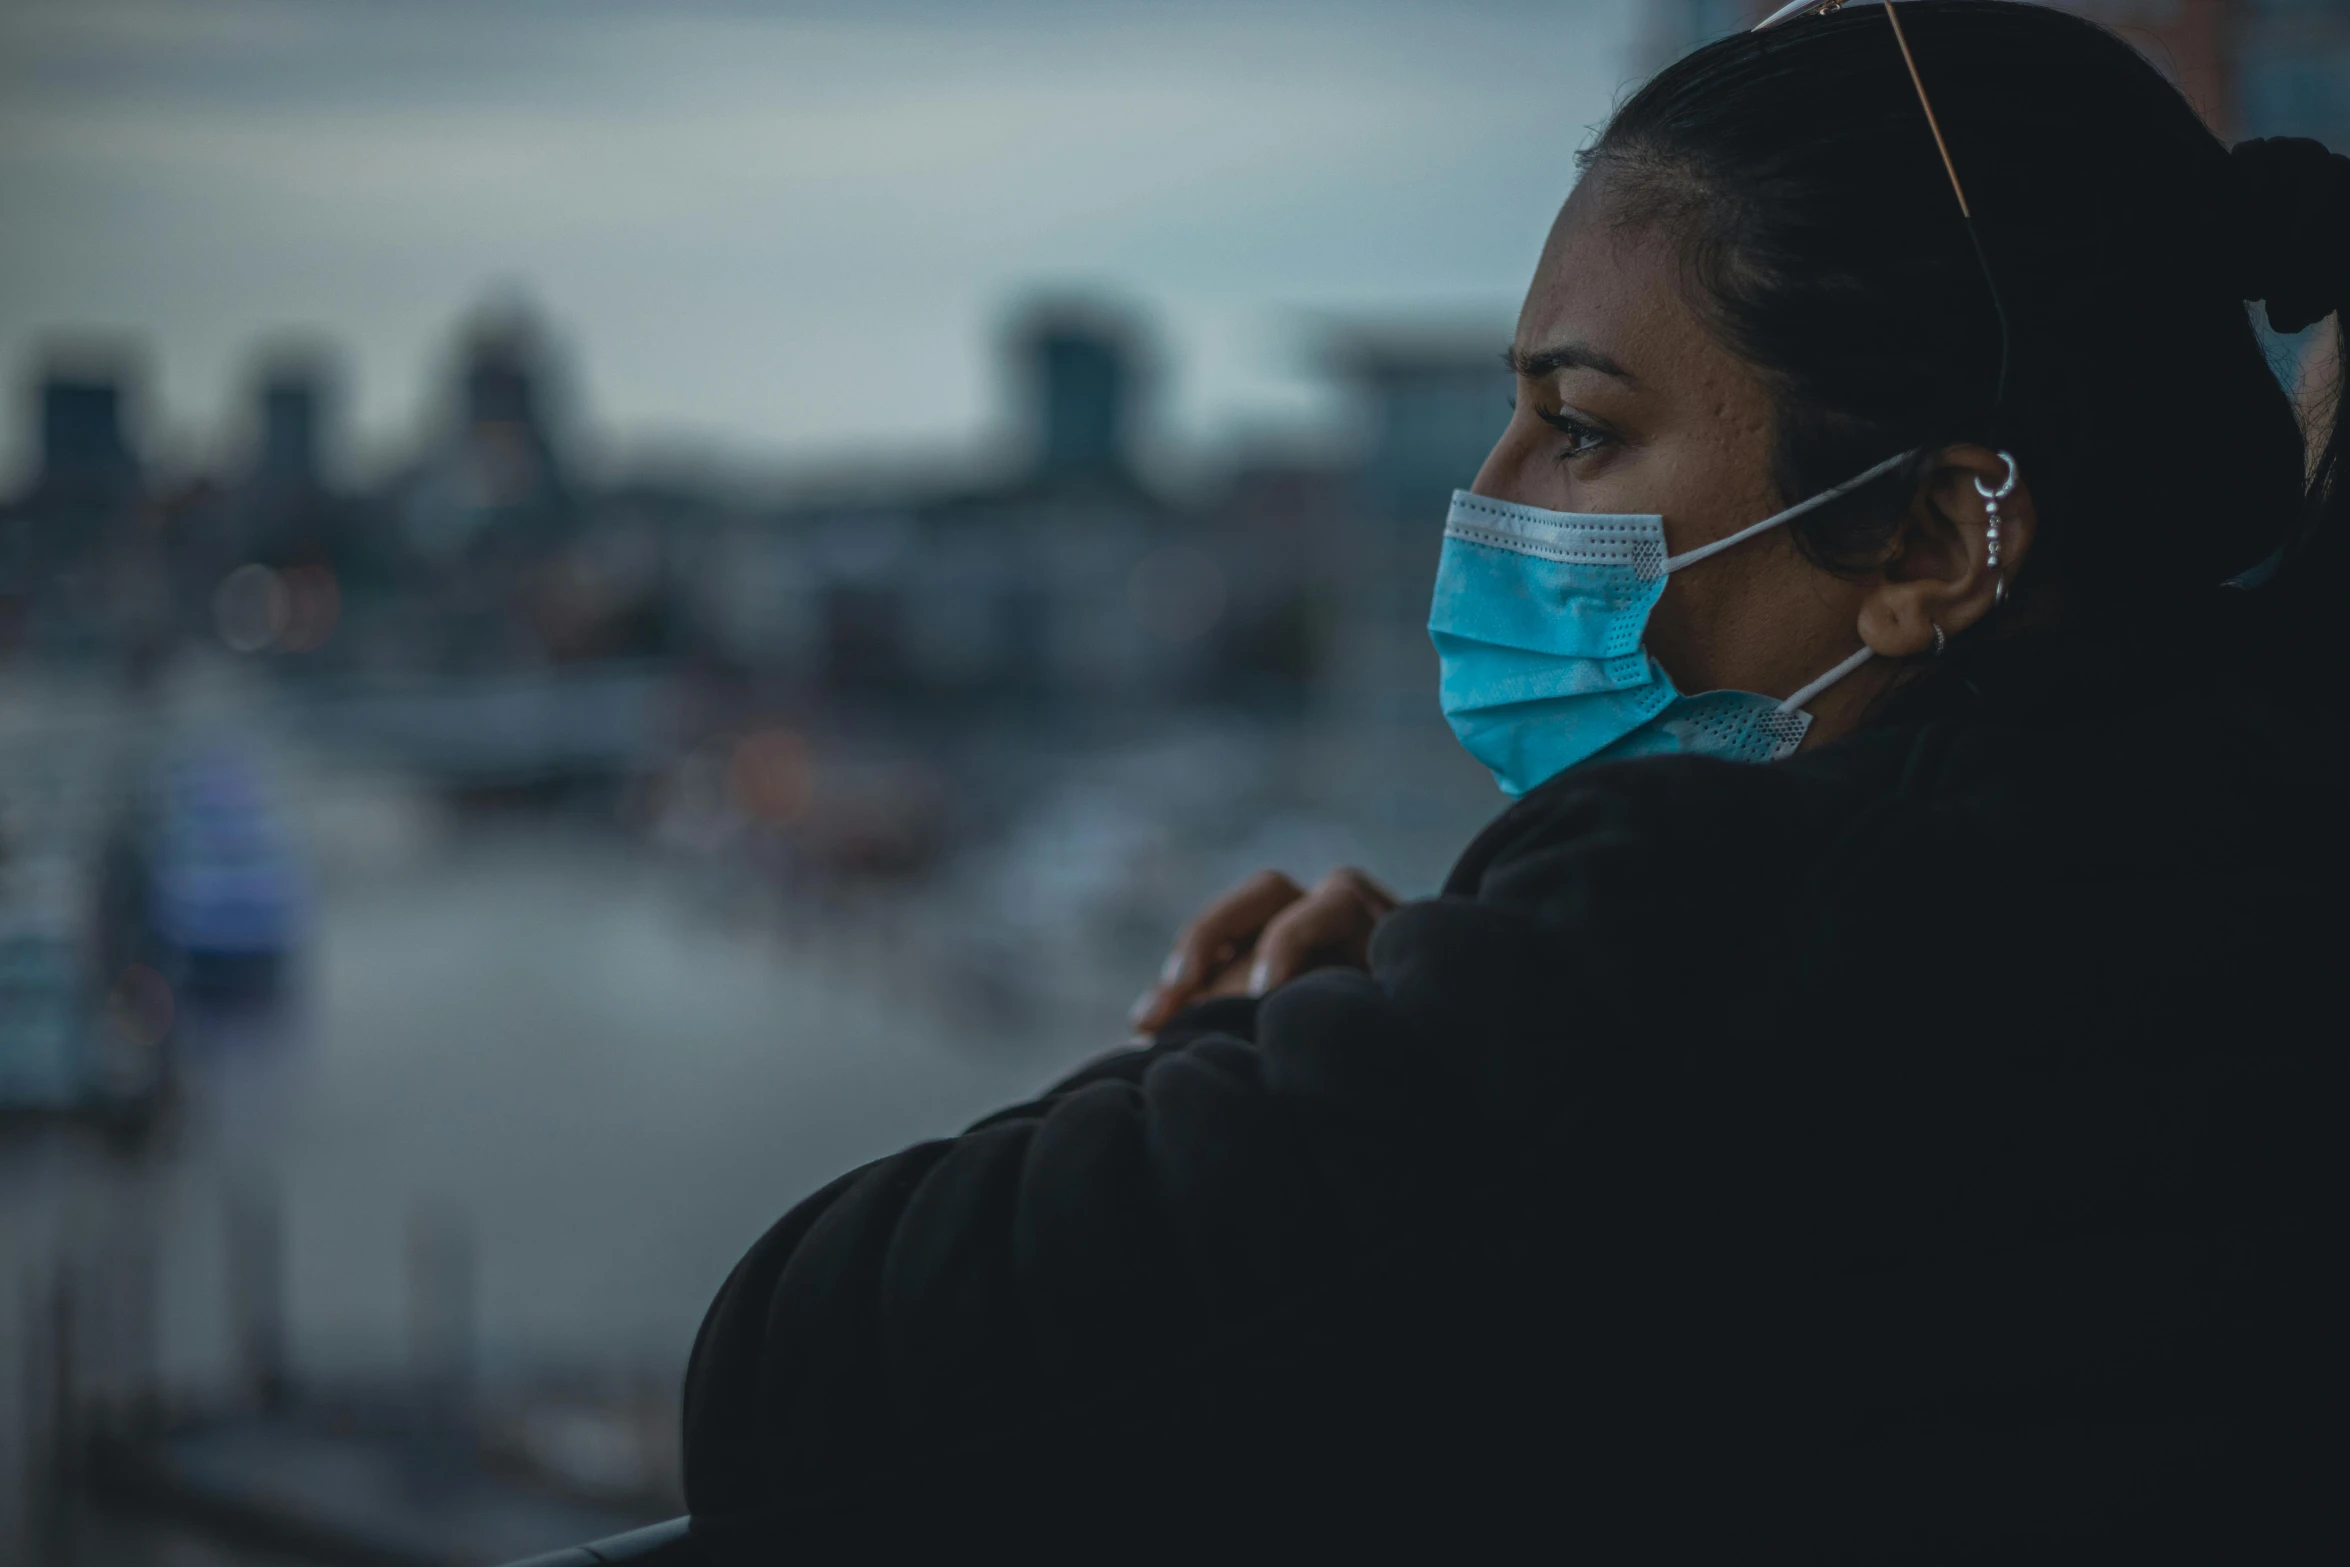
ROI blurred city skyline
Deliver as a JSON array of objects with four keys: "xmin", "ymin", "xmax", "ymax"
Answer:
[{"xmin": 0, "ymin": 0, "xmax": 1641, "ymax": 490}]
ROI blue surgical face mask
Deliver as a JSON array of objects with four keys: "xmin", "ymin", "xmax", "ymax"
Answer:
[{"xmin": 1428, "ymin": 451, "xmax": 1913, "ymax": 796}]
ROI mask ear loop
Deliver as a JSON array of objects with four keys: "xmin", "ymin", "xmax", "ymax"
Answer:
[
  {"xmin": 1658, "ymin": 448, "xmax": 1915, "ymax": 574},
  {"xmin": 1776, "ymin": 645, "xmax": 1876, "ymax": 715}
]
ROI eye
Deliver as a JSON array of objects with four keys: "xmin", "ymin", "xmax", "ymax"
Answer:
[{"xmin": 1536, "ymin": 406, "xmax": 1613, "ymax": 461}]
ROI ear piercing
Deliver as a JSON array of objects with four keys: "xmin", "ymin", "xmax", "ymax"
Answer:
[
  {"xmin": 1931, "ymin": 621, "xmax": 1946, "ymax": 658},
  {"xmin": 1976, "ymin": 452, "xmax": 2018, "ymax": 608}
]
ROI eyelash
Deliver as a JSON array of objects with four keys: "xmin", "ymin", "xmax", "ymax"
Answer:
[{"xmin": 1535, "ymin": 406, "xmax": 1612, "ymax": 461}]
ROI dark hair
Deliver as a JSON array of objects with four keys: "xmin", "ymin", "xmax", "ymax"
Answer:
[{"xmin": 1587, "ymin": 0, "xmax": 2347, "ymax": 646}]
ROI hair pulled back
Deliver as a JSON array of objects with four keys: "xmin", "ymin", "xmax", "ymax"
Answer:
[{"xmin": 1589, "ymin": 0, "xmax": 2349, "ymax": 648}]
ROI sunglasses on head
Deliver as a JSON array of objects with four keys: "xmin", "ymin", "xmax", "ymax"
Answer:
[{"xmin": 1751, "ymin": 0, "xmax": 2012, "ymax": 410}]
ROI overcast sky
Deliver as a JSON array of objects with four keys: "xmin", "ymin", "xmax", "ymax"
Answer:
[{"xmin": 0, "ymin": 0, "xmax": 1641, "ymax": 486}]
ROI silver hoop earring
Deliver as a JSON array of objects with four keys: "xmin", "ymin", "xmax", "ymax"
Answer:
[
  {"xmin": 1930, "ymin": 622, "xmax": 1946, "ymax": 659},
  {"xmin": 1975, "ymin": 451, "xmax": 2017, "ymax": 611}
]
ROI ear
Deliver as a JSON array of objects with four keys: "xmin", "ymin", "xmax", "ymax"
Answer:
[{"xmin": 1855, "ymin": 445, "xmax": 2036, "ymax": 660}]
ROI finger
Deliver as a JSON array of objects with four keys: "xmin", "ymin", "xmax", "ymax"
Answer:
[
  {"xmin": 1130, "ymin": 869, "xmax": 1302, "ymax": 1030},
  {"xmin": 1131, "ymin": 931, "xmax": 1252, "ymax": 1033},
  {"xmin": 1246, "ymin": 881, "xmax": 1386, "ymax": 995},
  {"xmin": 1324, "ymin": 865, "xmax": 1403, "ymax": 915},
  {"xmin": 1166, "ymin": 868, "xmax": 1304, "ymax": 989},
  {"xmin": 1196, "ymin": 950, "xmax": 1260, "ymax": 1001},
  {"xmin": 1245, "ymin": 889, "xmax": 1367, "ymax": 995}
]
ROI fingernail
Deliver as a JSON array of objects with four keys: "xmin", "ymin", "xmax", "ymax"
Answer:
[
  {"xmin": 1128, "ymin": 990, "xmax": 1158, "ymax": 1026},
  {"xmin": 1247, "ymin": 956, "xmax": 1271, "ymax": 995},
  {"xmin": 1159, "ymin": 950, "xmax": 1187, "ymax": 986}
]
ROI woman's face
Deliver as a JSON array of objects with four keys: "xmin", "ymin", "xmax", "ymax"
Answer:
[{"xmin": 1470, "ymin": 171, "xmax": 1891, "ymax": 745}]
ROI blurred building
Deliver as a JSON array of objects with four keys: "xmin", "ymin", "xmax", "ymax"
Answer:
[
  {"xmin": 396, "ymin": 304, "xmax": 573, "ymax": 572},
  {"xmin": 687, "ymin": 295, "xmax": 1336, "ymax": 718},
  {"xmin": 1300, "ymin": 326, "xmax": 1516, "ymax": 837},
  {"xmin": 1016, "ymin": 302, "xmax": 1145, "ymax": 496},
  {"xmin": 234, "ymin": 357, "xmax": 341, "ymax": 558},
  {"xmin": 0, "ymin": 355, "xmax": 153, "ymax": 659},
  {"xmin": 1319, "ymin": 326, "xmax": 1508, "ymax": 720},
  {"xmin": 254, "ymin": 364, "xmax": 326, "ymax": 494},
  {"xmin": 36, "ymin": 374, "xmax": 141, "ymax": 500},
  {"xmin": 1334, "ymin": 327, "xmax": 1511, "ymax": 529},
  {"xmin": 0, "ymin": 283, "xmax": 1370, "ymax": 735},
  {"xmin": 375, "ymin": 304, "xmax": 610, "ymax": 673}
]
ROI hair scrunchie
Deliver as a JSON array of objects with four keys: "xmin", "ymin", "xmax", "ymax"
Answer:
[{"xmin": 2228, "ymin": 136, "xmax": 2350, "ymax": 334}]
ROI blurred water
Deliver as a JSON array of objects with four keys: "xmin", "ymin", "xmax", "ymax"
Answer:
[
  {"xmin": 254, "ymin": 821, "xmax": 1096, "ymax": 1381},
  {"xmin": 9, "ymin": 780, "xmax": 1123, "ymax": 1381},
  {"xmin": 0, "ymin": 657, "xmax": 1501, "ymax": 1559},
  {"xmin": 0, "ymin": 693, "xmax": 1024, "ymax": 1556}
]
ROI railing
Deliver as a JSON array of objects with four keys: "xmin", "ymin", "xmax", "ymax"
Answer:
[{"xmin": 504, "ymin": 1516, "xmax": 700, "ymax": 1567}]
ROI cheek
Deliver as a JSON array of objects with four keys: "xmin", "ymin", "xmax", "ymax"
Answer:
[
  {"xmin": 1661, "ymin": 540, "xmax": 1884, "ymax": 699},
  {"xmin": 1641, "ymin": 567, "xmax": 1721, "ymax": 690},
  {"xmin": 1641, "ymin": 537, "xmax": 1818, "ymax": 695}
]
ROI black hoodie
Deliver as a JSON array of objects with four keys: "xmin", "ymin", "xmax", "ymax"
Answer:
[{"xmin": 681, "ymin": 611, "xmax": 2350, "ymax": 1560}]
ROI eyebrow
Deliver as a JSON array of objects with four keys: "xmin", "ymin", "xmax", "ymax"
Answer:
[{"xmin": 1503, "ymin": 341, "xmax": 1636, "ymax": 383}]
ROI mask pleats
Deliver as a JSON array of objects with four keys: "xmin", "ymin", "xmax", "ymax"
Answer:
[{"xmin": 1429, "ymin": 464, "xmax": 1903, "ymax": 796}]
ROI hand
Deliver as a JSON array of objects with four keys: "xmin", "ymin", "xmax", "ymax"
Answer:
[{"xmin": 1129, "ymin": 866, "xmax": 1400, "ymax": 1034}]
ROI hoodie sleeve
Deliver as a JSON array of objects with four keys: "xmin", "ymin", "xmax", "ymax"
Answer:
[{"xmin": 679, "ymin": 756, "xmax": 1843, "ymax": 1526}]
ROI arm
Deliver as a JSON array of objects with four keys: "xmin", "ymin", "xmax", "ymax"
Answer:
[
  {"xmin": 682, "ymin": 973, "xmax": 1459, "ymax": 1514},
  {"xmin": 680, "ymin": 757, "xmax": 1842, "ymax": 1527}
]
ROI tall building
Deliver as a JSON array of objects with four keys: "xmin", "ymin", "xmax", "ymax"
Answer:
[
  {"xmin": 1329, "ymin": 328, "xmax": 1512, "ymax": 529},
  {"xmin": 1321, "ymin": 326, "xmax": 1510, "ymax": 773},
  {"xmin": 35, "ymin": 370, "xmax": 139, "ymax": 499},
  {"xmin": 1011, "ymin": 302, "xmax": 1143, "ymax": 492},
  {"xmin": 5, "ymin": 355, "xmax": 152, "ymax": 658},
  {"xmin": 454, "ymin": 309, "xmax": 566, "ymax": 515},
  {"xmin": 232, "ymin": 354, "xmax": 365, "ymax": 594},
  {"xmin": 254, "ymin": 365, "xmax": 328, "ymax": 494},
  {"xmin": 397, "ymin": 303, "xmax": 573, "ymax": 571},
  {"xmin": 1321, "ymin": 324, "xmax": 1510, "ymax": 719}
]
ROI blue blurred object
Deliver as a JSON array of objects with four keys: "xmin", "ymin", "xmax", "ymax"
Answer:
[{"xmin": 138, "ymin": 750, "xmax": 306, "ymax": 997}]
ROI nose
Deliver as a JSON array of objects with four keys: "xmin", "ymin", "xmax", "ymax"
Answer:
[{"xmin": 1467, "ymin": 406, "xmax": 1535, "ymax": 504}]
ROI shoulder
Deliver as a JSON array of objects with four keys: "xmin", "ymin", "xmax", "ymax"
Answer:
[{"xmin": 1436, "ymin": 716, "xmax": 1945, "ymax": 918}]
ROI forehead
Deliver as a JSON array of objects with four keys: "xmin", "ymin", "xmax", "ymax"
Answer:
[{"xmin": 1515, "ymin": 173, "xmax": 1739, "ymax": 390}]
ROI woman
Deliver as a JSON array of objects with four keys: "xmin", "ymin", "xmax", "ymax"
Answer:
[{"xmin": 682, "ymin": 3, "xmax": 2349, "ymax": 1555}]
